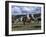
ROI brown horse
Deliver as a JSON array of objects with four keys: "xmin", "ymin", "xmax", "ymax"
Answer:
[{"xmin": 22, "ymin": 16, "xmax": 32, "ymax": 25}]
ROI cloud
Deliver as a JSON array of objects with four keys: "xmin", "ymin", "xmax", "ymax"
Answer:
[
  {"xmin": 12, "ymin": 6, "xmax": 41, "ymax": 15},
  {"xmin": 12, "ymin": 6, "xmax": 22, "ymax": 15}
]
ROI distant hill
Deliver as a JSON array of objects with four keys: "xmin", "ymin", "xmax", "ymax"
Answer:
[{"xmin": 12, "ymin": 13, "xmax": 41, "ymax": 19}]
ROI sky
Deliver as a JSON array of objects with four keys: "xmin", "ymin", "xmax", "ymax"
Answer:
[{"xmin": 11, "ymin": 5, "xmax": 41, "ymax": 15}]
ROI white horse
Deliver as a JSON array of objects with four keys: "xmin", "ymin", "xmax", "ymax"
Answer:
[
  {"xmin": 13, "ymin": 16, "xmax": 23, "ymax": 24},
  {"xmin": 31, "ymin": 14, "xmax": 41, "ymax": 23}
]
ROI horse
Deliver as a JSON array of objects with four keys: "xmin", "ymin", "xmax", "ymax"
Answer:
[
  {"xmin": 30, "ymin": 14, "xmax": 41, "ymax": 23},
  {"xmin": 12, "ymin": 16, "xmax": 24, "ymax": 25},
  {"xmin": 12, "ymin": 16, "xmax": 16, "ymax": 24},
  {"xmin": 22, "ymin": 16, "xmax": 32, "ymax": 25},
  {"xmin": 35, "ymin": 16, "xmax": 41, "ymax": 23},
  {"xmin": 12, "ymin": 14, "xmax": 41, "ymax": 25}
]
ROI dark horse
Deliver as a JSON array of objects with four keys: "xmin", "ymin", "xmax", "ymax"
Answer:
[
  {"xmin": 22, "ymin": 15, "xmax": 41, "ymax": 25},
  {"xmin": 22, "ymin": 16, "xmax": 32, "ymax": 25}
]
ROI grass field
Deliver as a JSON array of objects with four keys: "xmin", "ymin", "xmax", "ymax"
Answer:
[{"xmin": 12, "ymin": 21, "xmax": 41, "ymax": 31}]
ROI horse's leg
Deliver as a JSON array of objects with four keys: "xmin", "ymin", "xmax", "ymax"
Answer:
[
  {"xmin": 29, "ymin": 21, "xmax": 31, "ymax": 24},
  {"xmin": 16, "ymin": 19, "xmax": 19, "ymax": 24},
  {"xmin": 12, "ymin": 20, "xmax": 14, "ymax": 24},
  {"xmin": 23, "ymin": 22, "xmax": 25, "ymax": 25},
  {"xmin": 37, "ymin": 20, "xmax": 40, "ymax": 24}
]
